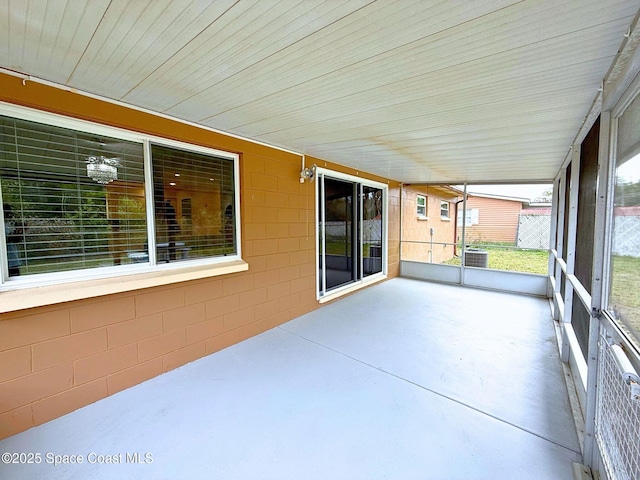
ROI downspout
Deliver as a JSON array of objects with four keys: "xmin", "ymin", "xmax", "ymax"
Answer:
[{"xmin": 454, "ymin": 198, "xmax": 464, "ymax": 257}]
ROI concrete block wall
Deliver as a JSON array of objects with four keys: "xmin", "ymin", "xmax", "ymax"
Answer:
[
  {"xmin": 0, "ymin": 73, "xmax": 400, "ymax": 439},
  {"xmin": 401, "ymin": 186, "xmax": 456, "ymax": 264}
]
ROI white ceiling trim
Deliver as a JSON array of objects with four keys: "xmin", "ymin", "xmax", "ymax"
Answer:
[{"xmin": 0, "ymin": 67, "xmax": 304, "ymax": 158}]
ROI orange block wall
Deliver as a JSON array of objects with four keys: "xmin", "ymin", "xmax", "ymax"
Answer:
[
  {"xmin": 401, "ymin": 186, "xmax": 457, "ymax": 264},
  {"xmin": 0, "ymin": 73, "xmax": 401, "ymax": 439}
]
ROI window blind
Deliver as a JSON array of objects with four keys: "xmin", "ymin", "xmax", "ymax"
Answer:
[
  {"xmin": 150, "ymin": 143, "xmax": 236, "ymax": 264},
  {"xmin": 1, "ymin": 116, "xmax": 146, "ymax": 277}
]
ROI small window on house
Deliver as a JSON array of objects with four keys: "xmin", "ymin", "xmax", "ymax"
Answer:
[
  {"xmin": 416, "ymin": 195, "xmax": 427, "ymax": 217},
  {"xmin": 440, "ymin": 201, "xmax": 450, "ymax": 218}
]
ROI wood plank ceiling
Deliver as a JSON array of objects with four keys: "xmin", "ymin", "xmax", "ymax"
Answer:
[{"xmin": 1, "ymin": 0, "xmax": 638, "ymax": 183}]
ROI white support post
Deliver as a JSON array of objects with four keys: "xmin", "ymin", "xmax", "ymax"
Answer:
[
  {"xmin": 547, "ymin": 179, "xmax": 560, "ymax": 302},
  {"xmin": 399, "ymin": 183, "xmax": 404, "ymax": 269},
  {"xmin": 460, "ymin": 183, "xmax": 467, "ymax": 286},
  {"xmin": 583, "ymin": 111, "xmax": 612, "ymax": 468},
  {"xmin": 562, "ymin": 146, "xmax": 581, "ymax": 362},
  {"xmin": 555, "ymin": 171, "xmax": 567, "ymax": 304}
]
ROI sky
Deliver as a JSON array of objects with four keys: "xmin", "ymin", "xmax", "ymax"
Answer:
[
  {"xmin": 458, "ymin": 184, "xmax": 552, "ymax": 202},
  {"xmin": 461, "ymin": 152, "xmax": 639, "ymax": 201},
  {"xmin": 617, "ymin": 152, "xmax": 640, "ymax": 183}
]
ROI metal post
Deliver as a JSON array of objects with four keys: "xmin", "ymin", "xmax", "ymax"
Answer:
[{"xmin": 460, "ymin": 183, "xmax": 467, "ymax": 286}]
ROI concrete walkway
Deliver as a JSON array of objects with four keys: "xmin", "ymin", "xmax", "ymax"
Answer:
[{"xmin": 0, "ymin": 278, "xmax": 581, "ymax": 479}]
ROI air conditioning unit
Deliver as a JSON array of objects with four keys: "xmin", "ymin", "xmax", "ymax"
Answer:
[{"xmin": 464, "ymin": 248, "xmax": 488, "ymax": 268}]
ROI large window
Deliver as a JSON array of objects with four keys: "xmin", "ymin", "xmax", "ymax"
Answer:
[
  {"xmin": 608, "ymin": 139, "xmax": 640, "ymax": 349},
  {"xmin": 607, "ymin": 88, "xmax": 640, "ymax": 351},
  {"xmin": 0, "ymin": 107, "xmax": 239, "ymax": 286}
]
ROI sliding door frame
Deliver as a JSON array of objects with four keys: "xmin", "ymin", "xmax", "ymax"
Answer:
[{"xmin": 315, "ymin": 168, "xmax": 388, "ymax": 302}]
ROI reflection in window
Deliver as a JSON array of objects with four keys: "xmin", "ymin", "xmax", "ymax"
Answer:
[
  {"xmin": 608, "ymin": 152, "xmax": 640, "ymax": 349},
  {"xmin": 1, "ymin": 113, "xmax": 239, "ymax": 281},
  {"xmin": 363, "ymin": 185, "xmax": 383, "ymax": 277},
  {"xmin": 0, "ymin": 115, "xmax": 146, "ymax": 276},
  {"xmin": 317, "ymin": 173, "xmax": 386, "ymax": 297},
  {"xmin": 151, "ymin": 144, "xmax": 236, "ymax": 263},
  {"xmin": 322, "ymin": 178, "xmax": 355, "ymax": 290}
]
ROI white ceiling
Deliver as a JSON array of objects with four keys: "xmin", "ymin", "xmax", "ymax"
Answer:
[{"xmin": 1, "ymin": 0, "xmax": 638, "ymax": 183}]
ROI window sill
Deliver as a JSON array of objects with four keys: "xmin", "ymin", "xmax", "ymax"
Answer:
[
  {"xmin": 417, "ymin": 216, "xmax": 430, "ymax": 221},
  {"xmin": 0, "ymin": 259, "xmax": 248, "ymax": 314},
  {"xmin": 440, "ymin": 217, "xmax": 451, "ymax": 221}
]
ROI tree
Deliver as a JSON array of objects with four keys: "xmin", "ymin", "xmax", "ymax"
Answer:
[{"xmin": 532, "ymin": 188, "xmax": 553, "ymax": 203}]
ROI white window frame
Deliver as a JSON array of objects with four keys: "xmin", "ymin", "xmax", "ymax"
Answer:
[
  {"xmin": 604, "ymin": 75, "xmax": 640, "ymax": 357},
  {"xmin": 440, "ymin": 200, "xmax": 450, "ymax": 219},
  {"xmin": 457, "ymin": 207, "xmax": 479, "ymax": 226},
  {"xmin": 416, "ymin": 194, "xmax": 427, "ymax": 218},
  {"xmin": 0, "ymin": 102, "xmax": 244, "ymax": 295}
]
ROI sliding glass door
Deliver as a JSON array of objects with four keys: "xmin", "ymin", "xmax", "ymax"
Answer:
[
  {"xmin": 320, "ymin": 177, "xmax": 357, "ymax": 290},
  {"xmin": 362, "ymin": 185, "xmax": 383, "ymax": 277},
  {"xmin": 317, "ymin": 171, "xmax": 386, "ymax": 298}
]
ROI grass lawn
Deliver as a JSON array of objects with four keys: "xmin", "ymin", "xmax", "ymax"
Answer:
[
  {"xmin": 610, "ymin": 255, "xmax": 640, "ymax": 348},
  {"xmin": 442, "ymin": 246, "xmax": 549, "ymax": 275}
]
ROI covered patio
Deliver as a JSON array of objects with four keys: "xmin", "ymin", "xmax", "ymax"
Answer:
[
  {"xmin": 2, "ymin": 3, "xmax": 640, "ymax": 480},
  {"xmin": 0, "ymin": 278, "xmax": 581, "ymax": 479}
]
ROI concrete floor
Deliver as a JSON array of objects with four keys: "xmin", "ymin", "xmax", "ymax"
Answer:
[{"xmin": 0, "ymin": 278, "xmax": 581, "ymax": 480}]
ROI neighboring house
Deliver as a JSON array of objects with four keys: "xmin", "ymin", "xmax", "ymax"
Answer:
[
  {"xmin": 401, "ymin": 185, "xmax": 461, "ymax": 263},
  {"xmin": 522, "ymin": 203, "xmax": 552, "ymax": 215},
  {"xmin": 462, "ymin": 193, "xmax": 529, "ymax": 245}
]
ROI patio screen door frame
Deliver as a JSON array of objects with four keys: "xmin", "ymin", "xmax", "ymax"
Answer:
[{"xmin": 316, "ymin": 168, "xmax": 387, "ymax": 301}]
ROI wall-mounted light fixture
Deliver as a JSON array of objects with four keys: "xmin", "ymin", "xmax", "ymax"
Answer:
[
  {"xmin": 300, "ymin": 164, "xmax": 317, "ymax": 183},
  {"xmin": 86, "ymin": 156, "xmax": 121, "ymax": 184}
]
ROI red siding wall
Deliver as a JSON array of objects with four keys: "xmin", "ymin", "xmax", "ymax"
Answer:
[{"xmin": 464, "ymin": 196, "xmax": 522, "ymax": 244}]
